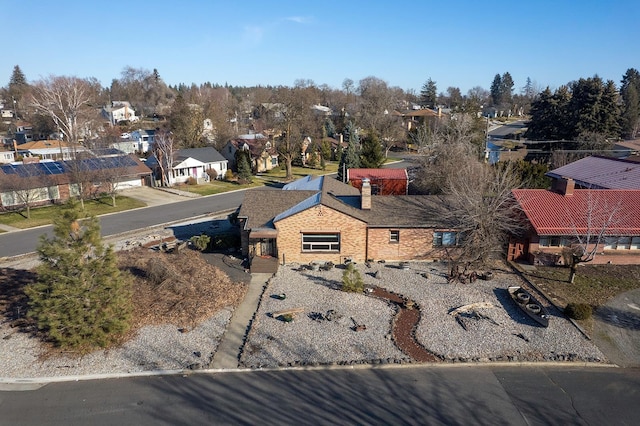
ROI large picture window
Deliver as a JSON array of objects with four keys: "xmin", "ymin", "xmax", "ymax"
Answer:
[
  {"xmin": 302, "ymin": 233, "xmax": 340, "ymax": 252},
  {"xmin": 433, "ymin": 231, "xmax": 461, "ymax": 247}
]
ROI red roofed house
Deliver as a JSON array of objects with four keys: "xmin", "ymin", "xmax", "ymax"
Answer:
[
  {"xmin": 509, "ymin": 179, "xmax": 640, "ymax": 265},
  {"xmin": 347, "ymin": 168, "xmax": 408, "ymax": 195}
]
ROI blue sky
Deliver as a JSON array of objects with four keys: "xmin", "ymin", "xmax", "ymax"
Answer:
[{"xmin": 3, "ymin": 0, "xmax": 638, "ymax": 95}]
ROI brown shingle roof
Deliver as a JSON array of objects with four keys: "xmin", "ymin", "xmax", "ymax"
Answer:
[
  {"xmin": 239, "ymin": 175, "xmax": 456, "ymax": 231},
  {"xmin": 238, "ymin": 188, "xmax": 317, "ymax": 229}
]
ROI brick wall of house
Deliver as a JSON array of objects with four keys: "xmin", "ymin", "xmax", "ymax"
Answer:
[
  {"xmin": 275, "ymin": 205, "xmax": 367, "ymax": 264},
  {"xmin": 367, "ymin": 228, "xmax": 448, "ymax": 261}
]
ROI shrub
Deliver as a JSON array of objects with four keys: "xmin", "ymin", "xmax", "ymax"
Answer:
[
  {"xmin": 186, "ymin": 176, "xmax": 197, "ymax": 185},
  {"xmin": 212, "ymin": 233, "xmax": 240, "ymax": 249},
  {"xmin": 205, "ymin": 169, "xmax": 218, "ymax": 180},
  {"xmin": 190, "ymin": 234, "xmax": 211, "ymax": 251},
  {"xmin": 224, "ymin": 170, "xmax": 235, "ymax": 181},
  {"xmin": 342, "ymin": 263, "xmax": 364, "ymax": 293},
  {"xmin": 565, "ymin": 302, "xmax": 592, "ymax": 320}
]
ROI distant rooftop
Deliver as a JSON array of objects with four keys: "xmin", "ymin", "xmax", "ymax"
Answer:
[{"xmin": 546, "ymin": 156, "xmax": 640, "ymax": 189}]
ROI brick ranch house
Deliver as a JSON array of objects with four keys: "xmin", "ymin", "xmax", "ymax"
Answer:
[
  {"xmin": 509, "ymin": 180, "xmax": 640, "ymax": 265},
  {"xmin": 238, "ymin": 175, "xmax": 460, "ymax": 272}
]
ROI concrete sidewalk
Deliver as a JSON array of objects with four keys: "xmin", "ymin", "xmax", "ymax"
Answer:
[{"xmin": 211, "ymin": 273, "xmax": 272, "ymax": 369}]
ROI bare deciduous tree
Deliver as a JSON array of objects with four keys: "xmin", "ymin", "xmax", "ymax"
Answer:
[
  {"xmin": 442, "ymin": 160, "xmax": 524, "ymax": 274},
  {"xmin": 29, "ymin": 75, "xmax": 100, "ymax": 145},
  {"xmin": 561, "ymin": 192, "xmax": 623, "ymax": 283},
  {"xmin": 152, "ymin": 131, "xmax": 175, "ymax": 186},
  {"xmin": 0, "ymin": 165, "xmax": 52, "ymax": 219}
]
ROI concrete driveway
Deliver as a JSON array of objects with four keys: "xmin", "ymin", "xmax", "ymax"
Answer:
[
  {"xmin": 121, "ymin": 186, "xmax": 193, "ymax": 207},
  {"xmin": 592, "ymin": 288, "xmax": 640, "ymax": 368}
]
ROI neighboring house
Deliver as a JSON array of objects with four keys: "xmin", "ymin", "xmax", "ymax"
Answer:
[
  {"xmin": 509, "ymin": 181, "xmax": 640, "ymax": 265},
  {"xmin": 110, "ymin": 129, "xmax": 156, "ymax": 154},
  {"xmin": 15, "ymin": 140, "xmax": 87, "ymax": 161},
  {"xmin": 146, "ymin": 147, "xmax": 228, "ymax": 185},
  {"xmin": 102, "ymin": 101, "xmax": 139, "ymax": 125},
  {"xmin": 347, "ymin": 168, "xmax": 408, "ymax": 195},
  {"xmin": 13, "ymin": 121, "xmax": 33, "ymax": 143},
  {"xmin": 238, "ymin": 175, "xmax": 458, "ymax": 272},
  {"xmin": 0, "ymin": 155, "xmax": 151, "ymax": 210},
  {"xmin": 222, "ymin": 134, "xmax": 278, "ymax": 173},
  {"xmin": 393, "ymin": 108, "xmax": 444, "ymax": 131},
  {"xmin": 546, "ymin": 156, "xmax": 640, "ymax": 189}
]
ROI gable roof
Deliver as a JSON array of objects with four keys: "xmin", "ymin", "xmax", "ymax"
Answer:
[
  {"xmin": 347, "ymin": 168, "xmax": 408, "ymax": 181},
  {"xmin": 175, "ymin": 147, "xmax": 226, "ymax": 164},
  {"xmin": 16, "ymin": 140, "xmax": 70, "ymax": 150},
  {"xmin": 512, "ymin": 189, "xmax": 640, "ymax": 236},
  {"xmin": 546, "ymin": 156, "xmax": 640, "ymax": 189},
  {"xmin": 229, "ymin": 137, "xmax": 276, "ymax": 158},
  {"xmin": 239, "ymin": 175, "xmax": 455, "ymax": 232}
]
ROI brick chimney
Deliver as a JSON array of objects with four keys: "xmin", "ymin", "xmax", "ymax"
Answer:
[
  {"xmin": 361, "ymin": 178, "xmax": 372, "ymax": 210},
  {"xmin": 553, "ymin": 177, "xmax": 575, "ymax": 196}
]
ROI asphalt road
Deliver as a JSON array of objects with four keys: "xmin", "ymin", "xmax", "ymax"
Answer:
[
  {"xmin": 1, "ymin": 366, "xmax": 638, "ymax": 425},
  {"xmin": 0, "ymin": 189, "xmax": 250, "ymax": 258}
]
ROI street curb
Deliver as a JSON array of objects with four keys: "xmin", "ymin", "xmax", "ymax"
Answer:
[{"xmin": 0, "ymin": 360, "xmax": 619, "ymax": 388}]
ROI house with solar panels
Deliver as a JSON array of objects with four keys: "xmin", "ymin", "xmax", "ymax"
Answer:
[
  {"xmin": 0, "ymin": 155, "xmax": 151, "ymax": 211},
  {"xmin": 238, "ymin": 175, "xmax": 457, "ymax": 273}
]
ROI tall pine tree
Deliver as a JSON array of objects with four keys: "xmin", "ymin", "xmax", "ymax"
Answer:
[
  {"xmin": 419, "ymin": 78, "xmax": 437, "ymax": 108},
  {"xmin": 360, "ymin": 131, "xmax": 385, "ymax": 168},
  {"xmin": 337, "ymin": 121, "xmax": 360, "ymax": 182},
  {"xmin": 621, "ymin": 68, "xmax": 640, "ymax": 139},
  {"xmin": 26, "ymin": 204, "xmax": 132, "ymax": 349}
]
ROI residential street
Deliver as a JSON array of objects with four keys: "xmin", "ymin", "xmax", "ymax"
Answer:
[
  {"xmin": 0, "ymin": 188, "xmax": 249, "ymax": 259},
  {"xmin": 1, "ymin": 366, "xmax": 639, "ymax": 425}
]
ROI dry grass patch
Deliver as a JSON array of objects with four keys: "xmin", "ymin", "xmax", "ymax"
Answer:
[{"xmin": 119, "ymin": 248, "xmax": 248, "ymax": 330}]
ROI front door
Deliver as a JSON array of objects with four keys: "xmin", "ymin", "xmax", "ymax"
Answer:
[{"xmin": 260, "ymin": 239, "xmax": 276, "ymax": 257}]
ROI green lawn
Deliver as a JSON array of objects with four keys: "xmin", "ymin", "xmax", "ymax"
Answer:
[
  {"xmin": 0, "ymin": 196, "xmax": 146, "ymax": 229},
  {"xmin": 181, "ymin": 163, "xmax": 340, "ymax": 195}
]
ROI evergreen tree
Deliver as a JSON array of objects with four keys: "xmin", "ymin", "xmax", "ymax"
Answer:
[
  {"xmin": 26, "ymin": 204, "xmax": 132, "ymax": 349},
  {"xmin": 490, "ymin": 74, "xmax": 502, "ymax": 105},
  {"xmin": 522, "ymin": 77, "xmax": 535, "ymax": 99},
  {"xmin": 7, "ymin": 65, "xmax": 28, "ymax": 117},
  {"xmin": 323, "ymin": 118, "xmax": 336, "ymax": 138},
  {"xmin": 500, "ymin": 72, "xmax": 514, "ymax": 105},
  {"xmin": 236, "ymin": 150, "xmax": 253, "ymax": 183},
  {"xmin": 526, "ymin": 86, "xmax": 572, "ymax": 140},
  {"xmin": 337, "ymin": 122, "xmax": 360, "ymax": 182},
  {"xmin": 598, "ymin": 79, "xmax": 621, "ymax": 138},
  {"xmin": 334, "ymin": 142, "xmax": 343, "ymax": 162},
  {"xmin": 419, "ymin": 78, "xmax": 438, "ymax": 108},
  {"xmin": 360, "ymin": 131, "xmax": 385, "ymax": 168},
  {"xmin": 621, "ymin": 83, "xmax": 639, "ymax": 139},
  {"xmin": 620, "ymin": 68, "xmax": 640, "ymax": 139}
]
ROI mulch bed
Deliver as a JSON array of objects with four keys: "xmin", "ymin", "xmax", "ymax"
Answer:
[{"xmin": 370, "ymin": 286, "xmax": 440, "ymax": 362}]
